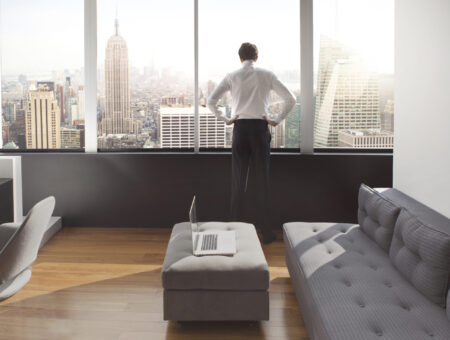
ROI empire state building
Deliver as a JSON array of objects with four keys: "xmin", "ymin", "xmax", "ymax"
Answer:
[{"xmin": 101, "ymin": 18, "xmax": 134, "ymax": 135}]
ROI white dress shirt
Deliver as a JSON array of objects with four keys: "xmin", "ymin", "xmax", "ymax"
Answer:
[{"xmin": 207, "ymin": 60, "xmax": 296, "ymax": 124}]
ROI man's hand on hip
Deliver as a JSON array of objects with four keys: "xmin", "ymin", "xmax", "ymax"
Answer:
[
  {"xmin": 227, "ymin": 115, "xmax": 239, "ymax": 125},
  {"xmin": 264, "ymin": 116, "xmax": 278, "ymax": 127}
]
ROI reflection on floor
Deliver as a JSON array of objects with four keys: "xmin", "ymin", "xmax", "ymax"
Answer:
[{"xmin": 0, "ymin": 228, "xmax": 307, "ymax": 340}]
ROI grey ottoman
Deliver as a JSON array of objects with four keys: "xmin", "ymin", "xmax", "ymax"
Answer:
[{"xmin": 162, "ymin": 222, "xmax": 270, "ymax": 321}]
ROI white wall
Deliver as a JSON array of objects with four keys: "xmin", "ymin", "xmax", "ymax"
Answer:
[{"xmin": 395, "ymin": 0, "xmax": 450, "ymax": 218}]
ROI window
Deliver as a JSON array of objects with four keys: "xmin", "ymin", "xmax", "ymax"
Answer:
[
  {"xmin": 313, "ymin": 0, "xmax": 394, "ymax": 149},
  {"xmin": 0, "ymin": 0, "xmax": 84, "ymax": 150},
  {"xmin": 0, "ymin": 0, "xmax": 394, "ymax": 153},
  {"xmin": 96, "ymin": 0, "xmax": 194, "ymax": 150},
  {"xmin": 199, "ymin": 0, "xmax": 300, "ymax": 149}
]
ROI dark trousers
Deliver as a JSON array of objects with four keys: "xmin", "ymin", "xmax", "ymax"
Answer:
[{"xmin": 230, "ymin": 119, "xmax": 271, "ymax": 234}]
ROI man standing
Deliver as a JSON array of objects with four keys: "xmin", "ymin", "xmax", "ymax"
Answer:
[{"xmin": 207, "ymin": 42, "xmax": 296, "ymax": 244}]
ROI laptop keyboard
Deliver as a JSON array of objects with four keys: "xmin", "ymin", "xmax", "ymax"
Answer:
[{"xmin": 201, "ymin": 234, "xmax": 218, "ymax": 251}]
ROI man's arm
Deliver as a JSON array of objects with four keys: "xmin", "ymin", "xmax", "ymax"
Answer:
[
  {"xmin": 207, "ymin": 75, "xmax": 231, "ymax": 123},
  {"xmin": 271, "ymin": 74, "xmax": 296, "ymax": 124}
]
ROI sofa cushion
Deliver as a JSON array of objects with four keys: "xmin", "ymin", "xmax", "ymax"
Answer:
[
  {"xmin": 358, "ymin": 184, "xmax": 400, "ymax": 252},
  {"xmin": 162, "ymin": 222, "xmax": 269, "ymax": 291},
  {"xmin": 390, "ymin": 209, "xmax": 450, "ymax": 307},
  {"xmin": 284, "ymin": 222, "xmax": 450, "ymax": 340}
]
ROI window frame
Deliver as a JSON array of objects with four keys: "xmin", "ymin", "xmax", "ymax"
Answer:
[{"xmin": 0, "ymin": 0, "xmax": 393, "ymax": 155}]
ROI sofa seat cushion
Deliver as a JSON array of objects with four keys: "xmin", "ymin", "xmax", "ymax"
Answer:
[
  {"xmin": 162, "ymin": 222, "xmax": 269, "ymax": 291},
  {"xmin": 390, "ymin": 209, "xmax": 450, "ymax": 307},
  {"xmin": 284, "ymin": 222, "xmax": 450, "ymax": 340}
]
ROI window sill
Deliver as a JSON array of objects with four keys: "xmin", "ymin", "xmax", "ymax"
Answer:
[{"xmin": 1, "ymin": 149, "xmax": 393, "ymax": 157}]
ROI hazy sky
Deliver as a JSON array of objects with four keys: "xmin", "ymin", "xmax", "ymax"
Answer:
[
  {"xmin": 314, "ymin": 0, "xmax": 394, "ymax": 74},
  {"xmin": 0, "ymin": 0, "xmax": 84, "ymax": 76},
  {"xmin": 0, "ymin": 0, "xmax": 394, "ymax": 79}
]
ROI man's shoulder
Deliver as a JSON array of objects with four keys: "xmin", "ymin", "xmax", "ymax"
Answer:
[
  {"xmin": 229, "ymin": 67, "xmax": 275, "ymax": 78},
  {"xmin": 254, "ymin": 66, "xmax": 274, "ymax": 74},
  {"xmin": 254, "ymin": 67, "xmax": 276, "ymax": 78}
]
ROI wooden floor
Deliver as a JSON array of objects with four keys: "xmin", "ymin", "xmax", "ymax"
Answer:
[{"xmin": 0, "ymin": 228, "xmax": 307, "ymax": 340}]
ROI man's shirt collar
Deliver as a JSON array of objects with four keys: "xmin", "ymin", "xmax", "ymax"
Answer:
[{"xmin": 242, "ymin": 60, "xmax": 255, "ymax": 68}]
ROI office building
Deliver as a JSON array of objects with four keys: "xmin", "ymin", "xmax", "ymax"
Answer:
[
  {"xmin": 63, "ymin": 77, "xmax": 72, "ymax": 125},
  {"xmin": 25, "ymin": 84, "xmax": 61, "ymax": 149},
  {"xmin": 56, "ymin": 84, "xmax": 65, "ymax": 123},
  {"xmin": 2, "ymin": 123, "xmax": 10, "ymax": 145},
  {"xmin": 37, "ymin": 81, "xmax": 55, "ymax": 93},
  {"xmin": 159, "ymin": 106, "xmax": 225, "ymax": 148},
  {"xmin": 66, "ymin": 97, "xmax": 78, "ymax": 126},
  {"xmin": 338, "ymin": 129, "xmax": 394, "ymax": 148},
  {"xmin": 161, "ymin": 95, "xmax": 185, "ymax": 107},
  {"xmin": 101, "ymin": 18, "xmax": 135, "ymax": 135},
  {"xmin": 284, "ymin": 97, "xmax": 301, "ymax": 148},
  {"xmin": 270, "ymin": 121, "xmax": 285, "ymax": 148},
  {"xmin": 314, "ymin": 36, "xmax": 381, "ymax": 147},
  {"xmin": 77, "ymin": 86, "xmax": 85, "ymax": 122},
  {"xmin": 267, "ymin": 95, "xmax": 287, "ymax": 148},
  {"xmin": 9, "ymin": 109, "xmax": 26, "ymax": 149},
  {"xmin": 3, "ymin": 102, "xmax": 16, "ymax": 122},
  {"xmin": 381, "ymin": 99, "xmax": 394, "ymax": 132},
  {"xmin": 60, "ymin": 128, "xmax": 81, "ymax": 149}
]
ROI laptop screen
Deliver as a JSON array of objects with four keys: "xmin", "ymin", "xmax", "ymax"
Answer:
[{"xmin": 189, "ymin": 196, "xmax": 198, "ymax": 250}]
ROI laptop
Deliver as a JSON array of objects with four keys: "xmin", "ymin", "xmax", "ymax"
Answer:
[{"xmin": 189, "ymin": 196, "xmax": 236, "ymax": 256}]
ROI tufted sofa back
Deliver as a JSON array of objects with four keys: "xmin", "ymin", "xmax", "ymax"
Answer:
[
  {"xmin": 377, "ymin": 187, "xmax": 450, "ymax": 314},
  {"xmin": 389, "ymin": 209, "xmax": 450, "ymax": 308},
  {"xmin": 357, "ymin": 184, "xmax": 401, "ymax": 252}
]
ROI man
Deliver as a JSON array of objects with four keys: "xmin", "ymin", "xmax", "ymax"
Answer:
[{"xmin": 207, "ymin": 42, "xmax": 296, "ymax": 244}]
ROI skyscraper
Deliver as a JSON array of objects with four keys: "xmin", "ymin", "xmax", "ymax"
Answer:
[
  {"xmin": 101, "ymin": 18, "xmax": 134, "ymax": 135},
  {"xmin": 67, "ymin": 97, "xmax": 78, "ymax": 126},
  {"xmin": 56, "ymin": 84, "xmax": 65, "ymax": 123},
  {"xmin": 284, "ymin": 96, "xmax": 301, "ymax": 148},
  {"xmin": 3, "ymin": 102, "xmax": 16, "ymax": 122},
  {"xmin": 25, "ymin": 85, "xmax": 61, "ymax": 149},
  {"xmin": 314, "ymin": 35, "xmax": 380, "ymax": 147},
  {"xmin": 77, "ymin": 86, "xmax": 85, "ymax": 123},
  {"xmin": 63, "ymin": 77, "xmax": 72, "ymax": 125}
]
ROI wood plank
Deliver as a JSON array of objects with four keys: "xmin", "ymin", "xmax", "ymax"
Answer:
[{"xmin": 0, "ymin": 228, "xmax": 307, "ymax": 340}]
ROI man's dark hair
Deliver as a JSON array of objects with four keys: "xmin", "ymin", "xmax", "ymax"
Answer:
[{"xmin": 238, "ymin": 42, "xmax": 258, "ymax": 61}]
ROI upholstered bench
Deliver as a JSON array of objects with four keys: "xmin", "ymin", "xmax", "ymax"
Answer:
[{"xmin": 162, "ymin": 222, "xmax": 269, "ymax": 321}]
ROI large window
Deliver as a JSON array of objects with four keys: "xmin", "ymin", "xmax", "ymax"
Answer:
[
  {"xmin": 0, "ymin": 0, "xmax": 84, "ymax": 150},
  {"xmin": 96, "ymin": 0, "xmax": 194, "ymax": 150},
  {"xmin": 313, "ymin": 0, "xmax": 394, "ymax": 149},
  {"xmin": 199, "ymin": 0, "xmax": 300, "ymax": 149},
  {"xmin": 0, "ymin": 0, "xmax": 394, "ymax": 153}
]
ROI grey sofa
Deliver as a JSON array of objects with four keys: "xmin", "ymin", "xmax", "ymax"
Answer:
[{"xmin": 284, "ymin": 184, "xmax": 450, "ymax": 340}]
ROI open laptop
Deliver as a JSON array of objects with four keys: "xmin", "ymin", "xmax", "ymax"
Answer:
[{"xmin": 189, "ymin": 196, "xmax": 236, "ymax": 256}]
